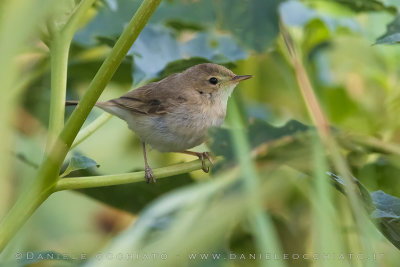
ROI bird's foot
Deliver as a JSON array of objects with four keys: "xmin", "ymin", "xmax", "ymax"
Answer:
[
  {"xmin": 145, "ymin": 166, "xmax": 156, "ymax": 183},
  {"xmin": 197, "ymin": 152, "xmax": 214, "ymax": 173}
]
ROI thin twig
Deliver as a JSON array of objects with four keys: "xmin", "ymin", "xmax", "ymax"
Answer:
[{"xmin": 54, "ymin": 158, "xmax": 219, "ymax": 192}]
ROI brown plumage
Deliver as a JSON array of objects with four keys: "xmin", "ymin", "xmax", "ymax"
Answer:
[{"xmin": 67, "ymin": 63, "xmax": 252, "ymax": 183}]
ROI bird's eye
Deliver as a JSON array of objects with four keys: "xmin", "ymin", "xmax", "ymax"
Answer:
[
  {"xmin": 209, "ymin": 77, "xmax": 218, "ymax": 85},
  {"xmin": 199, "ymin": 91, "xmax": 204, "ymax": 94}
]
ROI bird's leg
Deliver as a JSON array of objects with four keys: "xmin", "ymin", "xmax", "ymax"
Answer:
[
  {"xmin": 142, "ymin": 142, "xmax": 156, "ymax": 183},
  {"xmin": 179, "ymin": 151, "xmax": 214, "ymax": 173}
]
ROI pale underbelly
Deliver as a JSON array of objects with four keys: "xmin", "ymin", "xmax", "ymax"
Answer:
[
  {"xmin": 102, "ymin": 104, "xmax": 225, "ymax": 152},
  {"xmin": 125, "ymin": 114, "xmax": 220, "ymax": 152}
]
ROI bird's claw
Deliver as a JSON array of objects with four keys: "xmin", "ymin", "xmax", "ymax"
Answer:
[
  {"xmin": 145, "ymin": 166, "xmax": 156, "ymax": 183},
  {"xmin": 198, "ymin": 152, "xmax": 214, "ymax": 173}
]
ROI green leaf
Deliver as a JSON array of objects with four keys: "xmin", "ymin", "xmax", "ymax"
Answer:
[
  {"xmin": 128, "ymin": 26, "xmax": 247, "ymax": 84},
  {"xmin": 371, "ymin": 190, "xmax": 400, "ymax": 249},
  {"xmin": 78, "ymin": 173, "xmax": 193, "ymax": 214},
  {"xmin": 327, "ymin": 172, "xmax": 374, "ymax": 210},
  {"xmin": 164, "ymin": 19, "xmax": 205, "ymax": 32},
  {"xmin": 375, "ymin": 15, "xmax": 400, "ymax": 45},
  {"xmin": 68, "ymin": 47, "xmax": 133, "ymax": 85},
  {"xmin": 208, "ymin": 119, "xmax": 310, "ymax": 163},
  {"xmin": 218, "ymin": 0, "xmax": 283, "ymax": 52},
  {"xmin": 158, "ymin": 57, "xmax": 236, "ymax": 80},
  {"xmin": 321, "ymin": 0, "xmax": 397, "ymax": 13},
  {"xmin": 60, "ymin": 153, "xmax": 99, "ymax": 178},
  {"xmin": 327, "ymin": 172, "xmax": 400, "ymax": 250},
  {"xmin": 74, "ymin": 0, "xmax": 141, "ymax": 46}
]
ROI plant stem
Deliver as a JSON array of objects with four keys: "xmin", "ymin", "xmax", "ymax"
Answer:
[
  {"xmin": 60, "ymin": 0, "xmax": 162, "ymax": 148},
  {"xmin": 45, "ymin": 0, "xmax": 97, "ymax": 154},
  {"xmin": 0, "ymin": 0, "xmax": 162, "ymax": 253},
  {"xmin": 71, "ymin": 80, "xmax": 148, "ymax": 149},
  {"xmin": 54, "ymin": 158, "xmax": 216, "ymax": 191},
  {"xmin": 46, "ymin": 36, "xmax": 70, "ymax": 153},
  {"xmin": 0, "ymin": 183, "xmax": 53, "ymax": 254}
]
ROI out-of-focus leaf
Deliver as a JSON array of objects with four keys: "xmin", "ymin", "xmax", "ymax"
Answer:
[
  {"xmin": 323, "ymin": 0, "xmax": 397, "ymax": 13},
  {"xmin": 74, "ymin": 0, "xmax": 141, "ymax": 46},
  {"xmin": 128, "ymin": 25, "xmax": 181, "ymax": 83},
  {"xmin": 68, "ymin": 52, "xmax": 133, "ymax": 84},
  {"xmin": 208, "ymin": 119, "xmax": 310, "ymax": 162},
  {"xmin": 280, "ymin": 1, "xmax": 318, "ymax": 27},
  {"xmin": 82, "ymin": 170, "xmax": 242, "ymax": 267},
  {"xmin": 103, "ymin": 0, "xmax": 118, "ymax": 11},
  {"xmin": 0, "ymin": 251, "xmax": 73, "ymax": 267},
  {"xmin": 355, "ymin": 156, "xmax": 400, "ymax": 196},
  {"xmin": 371, "ymin": 190, "xmax": 400, "ymax": 249},
  {"xmin": 326, "ymin": 172, "xmax": 374, "ymax": 210},
  {"xmin": 280, "ymin": 1, "xmax": 361, "ymax": 36},
  {"xmin": 128, "ymin": 26, "xmax": 247, "ymax": 84},
  {"xmin": 60, "ymin": 153, "xmax": 99, "ymax": 178},
  {"xmin": 78, "ymin": 173, "xmax": 193, "ymax": 214},
  {"xmin": 250, "ymin": 119, "xmax": 309, "ymax": 147},
  {"xmin": 75, "ymin": 0, "xmax": 277, "ymax": 53},
  {"xmin": 218, "ymin": 0, "xmax": 283, "ymax": 52},
  {"xmin": 164, "ymin": 19, "xmax": 205, "ymax": 32},
  {"xmin": 327, "ymin": 172, "xmax": 400, "ymax": 250},
  {"xmin": 376, "ymin": 15, "xmax": 400, "ymax": 45},
  {"xmin": 158, "ymin": 57, "xmax": 236, "ymax": 80}
]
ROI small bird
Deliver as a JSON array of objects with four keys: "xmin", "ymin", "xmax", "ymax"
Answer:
[{"xmin": 67, "ymin": 63, "xmax": 252, "ymax": 183}]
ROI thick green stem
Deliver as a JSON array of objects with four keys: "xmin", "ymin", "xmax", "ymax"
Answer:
[
  {"xmin": 46, "ymin": 0, "xmax": 97, "ymax": 153},
  {"xmin": 54, "ymin": 158, "xmax": 216, "ymax": 191},
  {"xmin": 0, "ymin": 183, "xmax": 53, "ymax": 253},
  {"xmin": 0, "ymin": 0, "xmax": 162, "ymax": 253},
  {"xmin": 46, "ymin": 36, "xmax": 70, "ymax": 152}
]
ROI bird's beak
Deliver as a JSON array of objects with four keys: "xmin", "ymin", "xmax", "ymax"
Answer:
[{"xmin": 232, "ymin": 75, "xmax": 253, "ymax": 82}]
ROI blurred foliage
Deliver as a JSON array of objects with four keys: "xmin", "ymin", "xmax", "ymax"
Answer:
[
  {"xmin": 5, "ymin": 0, "xmax": 400, "ymax": 266},
  {"xmin": 376, "ymin": 15, "xmax": 400, "ymax": 44},
  {"xmin": 77, "ymin": 172, "xmax": 193, "ymax": 214}
]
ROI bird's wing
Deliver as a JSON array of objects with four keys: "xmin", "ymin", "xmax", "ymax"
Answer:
[{"xmin": 107, "ymin": 79, "xmax": 179, "ymax": 115}]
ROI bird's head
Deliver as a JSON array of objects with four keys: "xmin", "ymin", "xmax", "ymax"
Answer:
[{"xmin": 180, "ymin": 63, "xmax": 252, "ymax": 104}]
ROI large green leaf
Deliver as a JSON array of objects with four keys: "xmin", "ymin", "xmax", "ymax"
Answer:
[
  {"xmin": 158, "ymin": 57, "xmax": 236, "ymax": 80},
  {"xmin": 371, "ymin": 190, "xmax": 400, "ymax": 249},
  {"xmin": 74, "ymin": 0, "xmax": 141, "ymax": 46},
  {"xmin": 128, "ymin": 26, "xmax": 247, "ymax": 83},
  {"xmin": 321, "ymin": 0, "xmax": 397, "ymax": 13},
  {"xmin": 208, "ymin": 119, "xmax": 310, "ymax": 163},
  {"xmin": 218, "ymin": 0, "xmax": 283, "ymax": 52},
  {"xmin": 74, "ymin": 0, "xmax": 281, "ymax": 52},
  {"xmin": 328, "ymin": 172, "xmax": 400, "ymax": 250},
  {"xmin": 376, "ymin": 15, "xmax": 400, "ymax": 45}
]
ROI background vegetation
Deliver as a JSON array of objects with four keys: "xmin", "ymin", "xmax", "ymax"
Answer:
[{"xmin": 1, "ymin": 0, "xmax": 400, "ymax": 266}]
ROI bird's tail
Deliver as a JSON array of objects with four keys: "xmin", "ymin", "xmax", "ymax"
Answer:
[{"xmin": 66, "ymin": 100, "xmax": 79, "ymax": 106}]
